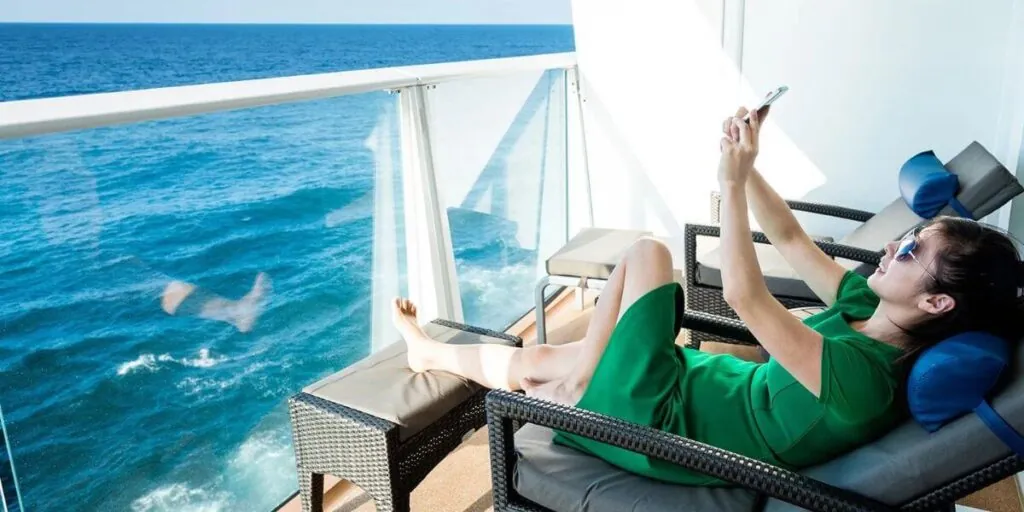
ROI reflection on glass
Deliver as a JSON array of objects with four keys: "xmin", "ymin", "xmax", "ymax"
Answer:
[
  {"xmin": 428, "ymin": 69, "xmax": 569, "ymax": 330},
  {"xmin": 0, "ymin": 92, "xmax": 405, "ymax": 511}
]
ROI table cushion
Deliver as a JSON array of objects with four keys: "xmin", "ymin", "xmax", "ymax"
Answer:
[
  {"xmin": 303, "ymin": 321, "xmax": 516, "ymax": 441},
  {"xmin": 513, "ymin": 424, "xmax": 757, "ymax": 512},
  {"xmin": 546, "ymin": 228, "xmax": 652, "ymax": 280}
]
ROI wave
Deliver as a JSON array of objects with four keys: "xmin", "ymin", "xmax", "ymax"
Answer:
[
  {"xmin": 226, "ymin": 427, "xmax": 297, "ymax": 503},
  {"xmin": 130, "ymin": 482, "xmax": 231, "ymax": 512},
  {"xmin": 175, "ymin": 361, "xmax": 270, "ymax": 397},
  {"xmin": 116, "ymin": 354, "xmax": 161, "ymax": 376},
  {"xmin": 458, "ymin": 261, "xmax": 536, "ymax": 305},
  {"xmin": 117, "ymin": 348, "xmax": 227, "ymax": 376},
  {"xmin": 129, "ymin": 425, "xmax": 295, "ymax": 512}
]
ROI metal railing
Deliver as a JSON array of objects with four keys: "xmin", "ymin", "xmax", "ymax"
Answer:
[{"xmin": 0, "ymin": 53, "xmax": 577, "ymax": 140}]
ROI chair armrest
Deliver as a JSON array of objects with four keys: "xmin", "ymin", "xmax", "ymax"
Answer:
[
  {"xmin": 679, "ymin": 310, "xmax": 757, "ymax": 345},
  {"xmin": 431, "ymin": 318, "xmax": 524, "ymax": 346},
  {"xmin": 486, "ymin": 390, "xmax": 894, "ymax": 512},
  {"xmin": 785, "ymin": 199, "xmax": 875, "ymax": 223},
  {"xmin": 685, "ymin": 223, "xmax": 882, "ymax": 268},
  {"xmin": 711, "ymin": 192, "xmax": 875, "ymax": 224}
]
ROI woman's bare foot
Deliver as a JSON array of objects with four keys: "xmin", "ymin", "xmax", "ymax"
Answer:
[
  {"xmin": 392, "ymin": 298, "xmax": 442, "ymax": 372},
  {"xmin": 521, "ymin": 376, "xmax": 586, "ymax": 406}
]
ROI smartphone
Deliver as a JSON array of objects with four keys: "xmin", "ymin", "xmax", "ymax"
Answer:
[{"xmin": 744, "ymin": 86, "xmax": 788, "ymax": 122}]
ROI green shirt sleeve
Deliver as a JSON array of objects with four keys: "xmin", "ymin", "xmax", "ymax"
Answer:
[
  {"xmin": 818, "ymin": 272, "xmax": 897, "ymax": 421},
  {"xmin": 819, "ymin": 337, "xmax": 897, "ymax": 420},
  {"xmin": 832, "ymin": 272, "xmax": 879, "ymax": 318}
]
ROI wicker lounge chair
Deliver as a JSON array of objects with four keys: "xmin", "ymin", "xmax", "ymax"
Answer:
[{"xmin": 486, "ymin": 310, "xmax": 1024, "ymax": 512}]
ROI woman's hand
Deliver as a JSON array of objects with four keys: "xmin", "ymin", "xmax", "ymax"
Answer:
[{"xmin": 718, "ymin": 106, "xmax": 765, "ymax": 186}]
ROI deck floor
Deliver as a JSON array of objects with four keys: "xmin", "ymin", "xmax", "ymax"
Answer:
[{"xmin": 280, "ymin": 289, "xmax": 1022, "ymax": 512}]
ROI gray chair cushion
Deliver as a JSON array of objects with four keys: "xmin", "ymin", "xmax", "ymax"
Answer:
[
  {"xmin": 513, "ymin": 424, "xmax": 758, "ymax": 512},
  {"xmin": 943, "ymin": 141, "xmax": 1023, "ymax": 219},
  {"xmin": 765, "ymin": 340, "xmax": 1024, "ymax": 510},
  {"xmin": 546, "ymin": 228, "xmax": 652, "ymax": 280},
  {"xmin": 303, "ymin": 322, "xmax": 515, "ymax": 441},
  {"xmin": 840, "ymin": 141, "xmax": 1018, "ymax": 251},
  {"xmin": 838, "ymin": 198, "xmax": 922, "ymax": 251}
]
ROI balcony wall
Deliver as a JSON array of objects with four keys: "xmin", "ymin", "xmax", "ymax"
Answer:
[{"xmin": 570, "ymin": 0, "xmax": 1024, "ymax": 239}]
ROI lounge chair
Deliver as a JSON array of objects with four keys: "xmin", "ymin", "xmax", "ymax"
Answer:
[
  {"xmin": 486, "ymin": 309, "xmax": 1024, "ymax": 512},
  {"xmin": 686, "ymin": 142, "xmax": 1023, "ymax": 343}
]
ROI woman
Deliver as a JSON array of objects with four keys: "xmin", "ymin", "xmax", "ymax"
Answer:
[{"xmin": 391, "ymin": 106, "xmax": 1024, "ymax": 484}]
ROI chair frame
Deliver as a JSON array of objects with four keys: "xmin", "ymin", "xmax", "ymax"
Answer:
[
  {"xmin": 685, "ymin": 220, "xmax": 883, "ymax": 346},
  {"xmin": 486, "ymin": 311, "xmax": 1024, "ymax": 512}
]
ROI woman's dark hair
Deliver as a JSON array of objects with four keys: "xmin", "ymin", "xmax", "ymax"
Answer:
[{"xmin": 900, "ymin": 217, "xmax": 1024, "ymax": 362}]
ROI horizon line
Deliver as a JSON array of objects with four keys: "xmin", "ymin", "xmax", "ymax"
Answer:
[{"xmin": 0, "ymin": 21, "xmax": 574, "ymax": 26}]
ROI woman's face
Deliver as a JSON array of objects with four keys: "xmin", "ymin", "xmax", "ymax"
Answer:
[{"xmin": 867, "ymin": 225, "xmax": 952, "ymax": 315}]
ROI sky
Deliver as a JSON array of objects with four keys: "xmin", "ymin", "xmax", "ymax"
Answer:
[{"xmin": 0, "ymin": 0, "xmax": 573, "ymax": 24}]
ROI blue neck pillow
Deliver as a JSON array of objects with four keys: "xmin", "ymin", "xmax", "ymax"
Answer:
[
  {"xmin": 907, "ymin": 332, "xmax": 1024, "ymax": 455},
  {"xmin": 899, "ymin": 150, "xmax": 974, "ymax": 218}
]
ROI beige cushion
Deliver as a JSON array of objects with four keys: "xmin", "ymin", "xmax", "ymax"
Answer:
[
  {"xmin": 695, "ymin": 236, "xmax": 834, "ymax": 301},
  {"xmin": 546, "ymin": 228, "xmax": 685, "ymax": 282},
  {"xmin": 546, "ymin": 228, "xmax": 652, "ymax": 279},
  {"xmin": 789, "ymin": 306, "xmax": 828, "ymax": 320},
  {"xmin": 303, "ymin": 322, "xmax": 516, "ymax": 441}
]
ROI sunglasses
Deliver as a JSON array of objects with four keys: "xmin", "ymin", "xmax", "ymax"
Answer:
[{"xmin": 895, "ymin": 228, "xmax": 939, "ymax": 282}]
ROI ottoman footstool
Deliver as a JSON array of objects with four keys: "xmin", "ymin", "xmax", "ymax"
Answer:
[{"xmin": 288, "ymin": 319, "xmax": 521, "ymax": 512}]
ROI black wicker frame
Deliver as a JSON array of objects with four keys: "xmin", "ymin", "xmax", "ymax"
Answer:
[
  {"xmin": 288, "ymin": 319, "xmax": 521, "ymax": 512},
  {"xmin": 486, "ymin": 312, "xmax": 1024, "ymax": 512},
  {"xmin": 685, "ymin": 222, "xmax": 883, "ymax": 347},
  {"xmin": 709, "ymin": 191, "xmax": 876, "ymax": 227}
]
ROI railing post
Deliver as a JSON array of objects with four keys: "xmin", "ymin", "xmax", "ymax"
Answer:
[{"xmin": 397, "ymin": 84, "xmax": 464, "ymax": 323}]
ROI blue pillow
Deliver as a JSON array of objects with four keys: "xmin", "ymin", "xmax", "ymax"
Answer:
[
  {"xmin": 907, "ymin": 331, "xmax": 1008, "ymax": 432},
  {"xmin": 899, "ymin": 150, "xmax": 961, "ymax": 218}
]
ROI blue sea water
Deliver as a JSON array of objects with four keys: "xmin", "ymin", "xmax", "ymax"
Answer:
[{"xmin": 0, "ymin": 23, "xmax": 574, "ymax": 511}]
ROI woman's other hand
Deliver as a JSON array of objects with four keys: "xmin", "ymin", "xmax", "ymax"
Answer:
[{"xmin": 718, "ymin": 106, "xmax": 765, "ymax": 186}]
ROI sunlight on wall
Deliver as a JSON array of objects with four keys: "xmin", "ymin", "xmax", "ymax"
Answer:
[
  {"xmin": 571, "ymin": 0, "xmax": 827, "ymax": 240},
  {"xmin": 571, "ymin": 0, "xmax": 1023, "ymax": 242}
]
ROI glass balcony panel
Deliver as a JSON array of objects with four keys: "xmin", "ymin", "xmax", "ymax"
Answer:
[
  {"xmin": 427, "ymin": 69, "xmax": 569, "ymax": 330},
  {"xmin": 0, "ymin": 91, "xmax": 405, "ymax": 511},
  {"xmin": 1, "ymin": 404, "xmax": 23, "ymax": 512}
]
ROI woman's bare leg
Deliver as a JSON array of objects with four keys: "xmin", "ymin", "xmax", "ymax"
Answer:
[
  {"xmin": 394, "ymin": 238, "xmax": 676, "ymax": 402},
  {"xmin": 524, "ymin": 238, "xmax": 676, "ymax": 404},
  {"xmin": 393, "ymin": 299, "xmax": 583, "ymax": 390}
]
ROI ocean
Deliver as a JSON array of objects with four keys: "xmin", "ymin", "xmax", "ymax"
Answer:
[{"xmin": 0, "ymin": 23, "xmax": 574, "ymax": 511}]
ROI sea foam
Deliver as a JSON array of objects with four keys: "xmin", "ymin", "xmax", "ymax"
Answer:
[{"xmin": 117, "ymin": 349, "xmax": 227, "ymax": 376}]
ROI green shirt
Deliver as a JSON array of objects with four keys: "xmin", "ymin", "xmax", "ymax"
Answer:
[
  {"xmin": 751, "ymin": 271, "xmax": 905, "ymax": 467},
  {"xmin": 553, "ymin": 274, "xmax": 905, "ymax": 486}
]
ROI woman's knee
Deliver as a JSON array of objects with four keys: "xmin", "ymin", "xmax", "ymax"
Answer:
[
  {"xmin": 523, "ymin": 344, "xmax": 561, "ymax": 366},
  {"xmin": 626, "ymin": 237, "xmax": 673, "ymax": 268}
]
